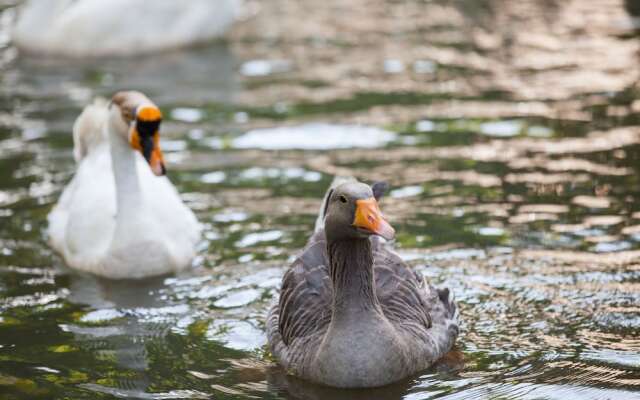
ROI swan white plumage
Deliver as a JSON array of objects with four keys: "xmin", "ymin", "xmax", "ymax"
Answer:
[
  {"xmin": 48, "ymin": 91, "xmax": 200, "ymax": 279},
  {"xmin": 12, "ymin": 0, "xmax": 241, "ymax": 57}
]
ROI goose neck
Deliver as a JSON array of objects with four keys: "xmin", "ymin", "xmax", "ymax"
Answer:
[
  {"xmin": 328, "ymin": 238, "xmax": 381, "ymax": 322},
  {"xmin": 107, "ymin": 113, "xmax": 142, "ymax": 224}
]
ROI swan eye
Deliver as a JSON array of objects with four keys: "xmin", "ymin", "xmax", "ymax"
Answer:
[{"xmin": 339, "ymin": 195, "xmax": 348, "ymax": 204}]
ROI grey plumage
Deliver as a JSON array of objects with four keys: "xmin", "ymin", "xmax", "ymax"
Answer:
[{"xmin": 267, "ymin": 180, "xmax": 458, "ymax": 388}]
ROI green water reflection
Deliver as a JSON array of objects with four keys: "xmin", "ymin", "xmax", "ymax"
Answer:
[{"xmin": 1, "ymin": 0, "xmax": 640, "ymax": 399}]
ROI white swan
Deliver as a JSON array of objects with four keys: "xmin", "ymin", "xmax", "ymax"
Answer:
[
  {"xmin": 48, "ymin": 91, "xmax": 200, "ymax": 279},
  {"xmin": 12, "ymin": 0, "xmax": 241, "ymax": 57}
]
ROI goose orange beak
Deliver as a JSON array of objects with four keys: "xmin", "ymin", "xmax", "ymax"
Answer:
[
  {"xmin": 129, "ymin": 105, "xmax": 166, "ymax": 176},
  {"xmin": 147, "ymin": 136, "xmax": 166, "ymax": 176},
  {"xmin": 353, "ymin": 197, "xmax": 395, "ymax": 240}
]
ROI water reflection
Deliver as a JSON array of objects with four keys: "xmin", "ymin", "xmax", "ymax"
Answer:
[
  {"xmin": 3, "ymin": 42, "xmax": 238, "ymax": 115},
  {"xmin": 64, "ymin": 275, "xmax": 173, "ymax": 395},
  {"xmin": 267, "ymin": 370, "xmax": 414, "ymax": 400},
  {"xmin": 1, "ymin": 0, "xmax": 640, "ymax": 399}
]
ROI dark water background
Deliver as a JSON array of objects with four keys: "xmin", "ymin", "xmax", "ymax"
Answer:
[{"xmin": 1, "ymin": 0, "xmax": 640, "ymax": 398}]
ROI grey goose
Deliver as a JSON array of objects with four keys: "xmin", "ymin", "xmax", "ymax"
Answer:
[{"xmin": 267, "ymin": 179, "xmax": 459, "ymax": 388}]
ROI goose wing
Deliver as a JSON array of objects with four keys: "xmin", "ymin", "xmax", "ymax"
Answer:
[
  {"xmin": 373, "ymin": 241, "xmax": 433, "ymax": 329},
  {"xmin": 373, "ymin": 239, "xmax": 458, "ymax": 359},
  {"xmin": 267, "ymin": 230, "xmax": 333, "ymax": 367},
  {"xmin": 277, "ymin": 231, "xmax": 332, "ymax": 345}
]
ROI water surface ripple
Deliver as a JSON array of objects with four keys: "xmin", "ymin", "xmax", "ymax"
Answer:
[{"xmin": 1, "ymin": 0, "xmax": 640, "ymax": 398}]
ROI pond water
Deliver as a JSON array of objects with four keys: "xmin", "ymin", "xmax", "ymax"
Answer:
[{"xmin": 1, "ymin": 0, "xmax": 640, "ymax": 399}]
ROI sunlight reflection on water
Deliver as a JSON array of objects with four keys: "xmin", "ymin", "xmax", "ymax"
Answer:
[{"xmin": 1, "ymin": 0, "xmax": 640, "ymax": 399}]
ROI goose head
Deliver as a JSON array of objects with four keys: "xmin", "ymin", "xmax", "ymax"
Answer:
[
  {"xmin": 111, "ymin": 91, "xmax": 166, "ymax": 176},
  {"xmin": 324, "ymin": 182, "xmax": 395, "ymax": 243}
]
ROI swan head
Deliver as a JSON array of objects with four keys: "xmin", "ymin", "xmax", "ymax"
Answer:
[
  {"xmin": 111, "ymin": 91, "xmax": 166, "ymax": 176},
  {"xmin": 324, "ymin": 181, "xmax": 395, "ymax": 242}
]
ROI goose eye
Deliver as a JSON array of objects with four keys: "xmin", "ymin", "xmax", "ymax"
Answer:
[{"xmin": 339, "ymin": 195, "xmax": 348, "ymax": 204}]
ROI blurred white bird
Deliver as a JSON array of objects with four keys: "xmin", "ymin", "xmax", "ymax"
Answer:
[
  {"xmin": 12, "ymin": 0, "xmax": 241, "ymax": 57},
  {"xmin": 48, "ymin": 91, "xmax": 201, "ymax": 279}
]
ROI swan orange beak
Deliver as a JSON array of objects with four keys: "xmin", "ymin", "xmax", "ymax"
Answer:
[
  {"xmin": 353, "ymin": 197, "xmax": 395, "ymax": 240},
  {"xmin": 129, "ymin": 105, "xmax": 166, "ymax": 176}
]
